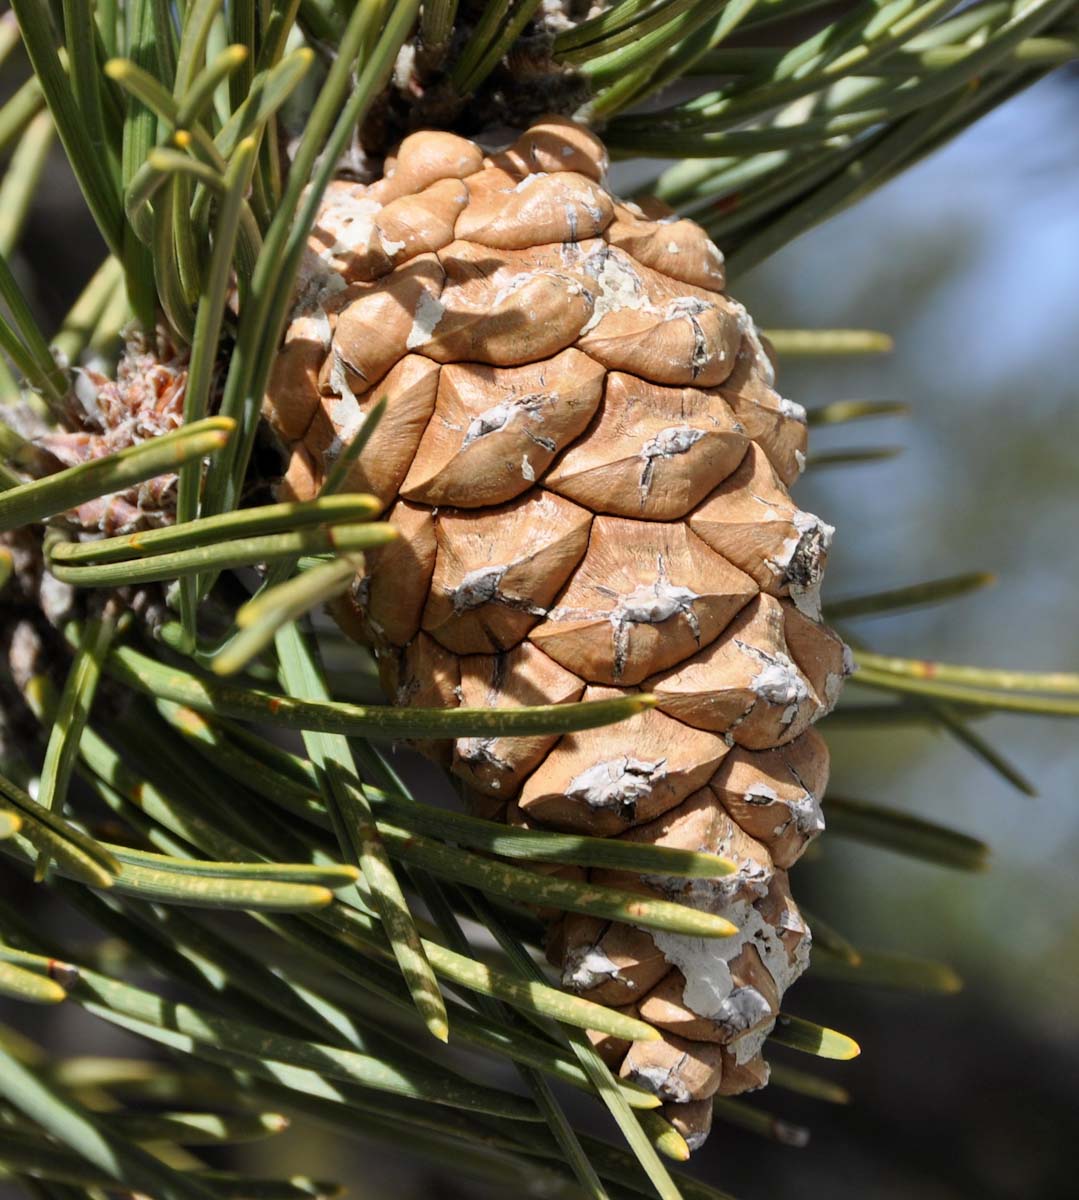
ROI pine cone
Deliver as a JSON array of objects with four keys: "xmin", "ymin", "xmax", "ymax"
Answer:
[
  {"xmin": 37, "ymin": 332, "xmax": 189, "ymax": 535},
  {"xmin": 264, "ymin": 116, "xmax": 851, "ymax": 1141}
]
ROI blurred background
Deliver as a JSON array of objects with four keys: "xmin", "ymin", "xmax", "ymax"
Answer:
[{"xmin": 2, "ymin": 60, "xmax": 1078, "ymax": 1200}]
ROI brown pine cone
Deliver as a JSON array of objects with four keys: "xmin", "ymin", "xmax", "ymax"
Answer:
[{"xmin": 263, "ymin": 115, "xmax": 851, "ymax": 1144}]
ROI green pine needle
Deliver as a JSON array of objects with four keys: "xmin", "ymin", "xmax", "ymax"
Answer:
[
  {"xmin": 48, "ymin": 521, "xmax": 394, "ymax": 587},
  {"xmin": 767, "ymin": 1060, "xmax": 850, "ymax": 1106},
  {"xmin": 0, "ymin": 771, "xmax": 120, "ymax": 889},
  {"xmin": 812, "ymin": 947, "xmax": 963, "ymax": 994},
  {"xmin": 825, "ymin": 794, "xmax": 991, "ymax": 871},
  {"xmin": 106, "ymin": 640, "xmax": 658, "ymax": 739},
  {"xmin": 825, "ymin": 572, "xmax": 997, "ymax": 620},
  {"xmin": 33, "ymin": 607, "xmax": 118, "ymax": 881},
  {"xmin": 275, "ymin": 621, "xmax": 450, "ymax": 1044},
  {"xmin": 0, "ymin": 417, "xmax": 234, "ymax": 532}
]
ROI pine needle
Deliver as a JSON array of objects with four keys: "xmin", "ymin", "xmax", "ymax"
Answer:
[
  {"xmin": 769, "ymin": 1015, "xmax": 861, "ymax": 1061},
  {"xmin": 0, "ymin": 418, "xmax": 234, "ymax": 533},
  {"xmin": 825, "ymin": 794, "xmax": 990, "ymax": 871},
  {"xmin": 275, "ymin": 622, "xmax": 450, "ymax": 1043},
  {"xmin": 33, "ymin": 606, "xmax": 118, "ymax": 880}
]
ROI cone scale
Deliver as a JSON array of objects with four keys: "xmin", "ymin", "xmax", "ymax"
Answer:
[{"xmin": 264, "ymin": 116, "xmax": 851, "ymax": 1146}]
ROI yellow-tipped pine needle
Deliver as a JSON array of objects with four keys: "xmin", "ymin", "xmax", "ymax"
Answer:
[
  {"xmin": 770, "ymin": 1014, "xmax": 861, "ymax": 1060},
  {"xmin": 638, "ymin": 1111, "xmax": 691, "ymax": 1162},
  {"xmin": 0, "ymin": 959, "xmax": 68, "ymax": 1005}
]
